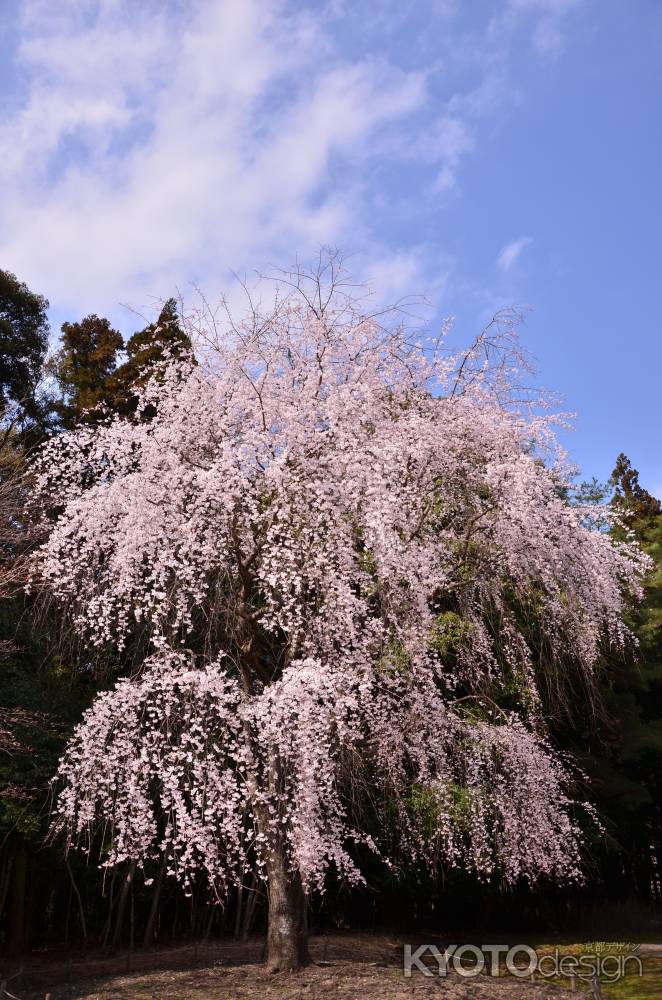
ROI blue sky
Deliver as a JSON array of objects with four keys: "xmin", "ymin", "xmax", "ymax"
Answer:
[{"xmin": 1, "ymin": 0, "xmax": 660, "ymax": 493}]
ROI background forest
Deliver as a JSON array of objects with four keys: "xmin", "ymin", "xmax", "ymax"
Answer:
[{"xmin": 1, "ymin": 265, "xmax": 660, "ymax": 958}]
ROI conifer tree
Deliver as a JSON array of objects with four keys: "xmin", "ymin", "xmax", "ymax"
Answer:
[
  {"xmin": 50, "ymin": 315, "xmax": 123, "ymax": 428},
  {"xmin": 0, "ymin": 269, "xmax": 50, "ymax": 432},
  {"xmin": 566, "ymin": 457, "xmax": 662, "ymax": 901}
]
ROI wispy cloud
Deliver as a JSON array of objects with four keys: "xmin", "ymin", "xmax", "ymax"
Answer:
[
  {"xmin": 0, "ymin": 1, "xmax": 431, "ymax": 318},
  {"xmin": 497, "ymin": 237, "xmax": 533, "ymax": 273},
  {"xmin": 492, "ymin": 0, "xmax": 583, "ymax": 56},
  {"xmin": 0, "ymin": 0, "xmax": 584, "ymax": 325}
]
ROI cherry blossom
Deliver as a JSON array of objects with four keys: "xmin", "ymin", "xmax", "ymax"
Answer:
[{"xmin": 34, "ymin": 262, "xmax": 647, "ymax": 968}]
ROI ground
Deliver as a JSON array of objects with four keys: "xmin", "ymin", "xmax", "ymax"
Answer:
[{"xmin": 10, "ymin": 934, "xmax": 662, "ymax": 999}]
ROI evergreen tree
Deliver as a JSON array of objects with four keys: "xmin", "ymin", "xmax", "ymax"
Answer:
[
  {"xmin": 610, "ymin": 452, "xmax": 661, "ymax": 524},
  {"xmin": 570, "ymin": 457, "xmax": 662, "ymax": 902},
  {"xmin": 50, "ymin": 315, "xmax": 124, "ymax": 428},
  {"xmin": 0, "ymin": 269, "xmax": 50, "ymax": 432}
]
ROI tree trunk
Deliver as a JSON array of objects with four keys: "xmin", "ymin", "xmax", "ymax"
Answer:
[
  {"xmin": 111, "ymin": 861, "xmax": 136, "ymax": 950},
  {"xmin": 265, "ymin": 841, "xmax": 308, "ymax": 972},
  {"xmin": 234, "ymin": 879, "xmax": 244, "ymax": 940},
  {"xmin": 143, "ymin": 854, "xmax": 167, "ymax": 947},
  {"xmin": 66, "ymin": 858, "xmax": 87, "ymax": 941},
  {"xmin": 241, "ymin": 871, "xmax": 260, "ymax": 940},
  {"xmin": 102, "ymin": 869, "xmax": 117, "ymax": 949},
  {"xmin": 243, "ymin": 714, "xmax": 308, "ymax": 970}
]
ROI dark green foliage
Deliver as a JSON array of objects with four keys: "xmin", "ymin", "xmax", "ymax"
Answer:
[
  {"xmin": 0, "ymin": 609, "xmax": 85, "ymax": 843},
  {"xmin": 563, "ymin": 456, "xmax": 662, "ymax": 902},
  {"xmin": 0, "ymin": 269, "xmax": 50, "ymax": 430},
  {"xmin": 0, "ymin": 586, "xmax": 113, "ymax": 952},
  {"xmin": 50, "ymin": 315, "xmax": 124, "ymax": 428},
  {"xmin": 49, "ymin": 299, "xmax": 193, "ymax": 426}
]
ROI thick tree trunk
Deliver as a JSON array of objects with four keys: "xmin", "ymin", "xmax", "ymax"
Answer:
[
  {"xmin": 238, "ymin": 669, "xmax": 308, "ymax": 971},
  {"xmin": 265, "ymin": 841, "xmax": 308, "ymax": 972}
]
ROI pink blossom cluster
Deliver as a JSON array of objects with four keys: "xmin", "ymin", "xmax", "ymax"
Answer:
[{"xmin": 36, "ymin": 276, "xmax": 647, "ymax": 895}]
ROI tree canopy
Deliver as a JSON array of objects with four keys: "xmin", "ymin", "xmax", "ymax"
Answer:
[
  {"xmin": 32, "ymin": 263, "xmax": 647, "ymax": 970},
  {"xmin": 0, "ymin": 269, "xmax": 50, "ymax": 430},
  {"xmin": 50, "ymin": 314, "xmax": 124, "ymax": 428}
]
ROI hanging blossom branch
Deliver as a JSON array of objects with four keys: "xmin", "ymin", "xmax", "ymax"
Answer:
[{"xmin": 32, "ymin": 257, "xmax": 648, "ymax": 939}]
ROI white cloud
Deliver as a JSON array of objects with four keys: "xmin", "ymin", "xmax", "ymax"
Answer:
[
  {"xmin": 0, "ymin": 0, "xmax": 585, "ymax": 327},
  {"xmin": 363, "ymin": 247, "xmax": 453, "ymax": 306},
  {"xmin": 0, "ymin": 0, "xmax": 428, "ymax": 320},
  {"xmin": 427, "ymin": 115, "xmax": 475, "ymax": 192},
  {"xmin": 496, "ymin": 237, "xmax": 533, "ymax": 273}
]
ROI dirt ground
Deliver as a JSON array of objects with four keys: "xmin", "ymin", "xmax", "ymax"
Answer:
[{"xmin": 13, "ymin": 934, "xmax": 588, "ymax": 1000}]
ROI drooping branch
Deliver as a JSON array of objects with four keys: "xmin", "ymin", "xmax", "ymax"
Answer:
[{"xmin": 32, "ymin": 260, "xmax": 647, "ymax": 961}]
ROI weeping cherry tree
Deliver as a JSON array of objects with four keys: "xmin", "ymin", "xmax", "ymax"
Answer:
[{"xmin": 32, "ymin": 258, "xmax": 646, "ymax": 970}]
